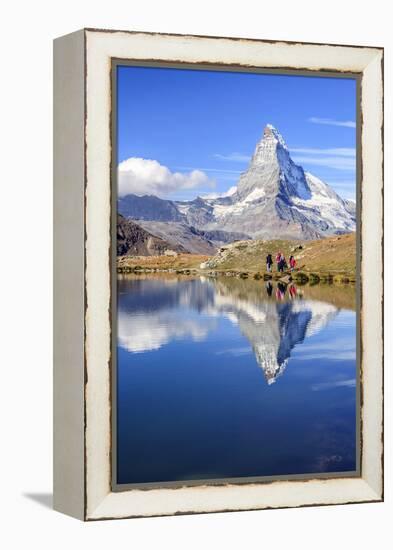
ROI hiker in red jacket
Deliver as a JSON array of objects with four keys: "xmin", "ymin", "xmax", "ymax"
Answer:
[{"xmin": 289, "ymin": 255, "xmax": 296, "ymax": 271}]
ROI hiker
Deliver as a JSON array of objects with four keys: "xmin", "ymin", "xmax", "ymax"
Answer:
[
  {"xmin": 289, "ymin": 255, "xmax": 296, "ymax": 271},
  {"xmin": 266, "ymin": 253, "xmax": 273, "ymax": 273},
  {"xmin": 275, "ymin": 251, "xmax": 281, "ymax": 271},
  {"xmin": 278, "ymin": 253, "xmax": 286, "ymax": 273},
  {"xmin": 266, "ymin": 281, "xmax": 273, "ymax": 297}
]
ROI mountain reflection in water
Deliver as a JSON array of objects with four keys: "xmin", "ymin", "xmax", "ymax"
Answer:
[
  {"xmin": 117, "ymin": 276, "xmax": 352, "ymax": 385},
  {"xmin": 116, "ymin": 275, "xmax": 357, "ymax": 483}
]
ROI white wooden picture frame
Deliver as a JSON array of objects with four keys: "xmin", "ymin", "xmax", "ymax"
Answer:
[{"xmin": 53, "ymin": 28, "xmax": 383, "ymax": 521}]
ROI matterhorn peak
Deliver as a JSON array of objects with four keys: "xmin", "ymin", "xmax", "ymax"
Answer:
[
  {"xmin": 264, "ymin": 124, "xmax": 288, "ymax": 150},
  {"xmin": 251, "ymin": 123, "xmax": 289, "ymax": 166}
]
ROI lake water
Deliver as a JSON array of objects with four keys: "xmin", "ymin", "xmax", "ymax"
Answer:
[{"xmin": 116, "ymin": 275, "xmax": 357, "ymax": 486}]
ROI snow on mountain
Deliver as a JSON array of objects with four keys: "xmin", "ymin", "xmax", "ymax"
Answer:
[
  {"xmin": 292, "ymin": 172, "xmax": 356, "ymax": 232},
  {"xmin": 211, "ymin": 187, "xmax": 267, "ymax": 219},
  {"xmin": 201, "ymin": 186, "xmax": 237, "ymax": 199},
  {"xmin": 235, "ymin": 124, "xmax": 311, "ymax": 201},
  {"xmin": 292, "ymin": 300, "xmax": 339, "ymax": 338},
  {"xmin": 202, "ymin": 124, "xmax": 355, "ymax": 239},
  {"xmin": 212, "ymin": 289, "xmax": 339, "ymax": 384}
]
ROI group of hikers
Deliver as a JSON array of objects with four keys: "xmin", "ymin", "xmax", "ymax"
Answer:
[
  {"xmin": 265, "ymin": 251, "xmax": 296, "ymax": 273},
  {"xmin": 263, "ymin": 249, "xmax": 300, "ymax": 301}
]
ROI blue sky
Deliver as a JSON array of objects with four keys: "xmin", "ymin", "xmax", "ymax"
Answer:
[{"xmin": 117, "ymin": 65, "xmax": 357, "ymax": 201}]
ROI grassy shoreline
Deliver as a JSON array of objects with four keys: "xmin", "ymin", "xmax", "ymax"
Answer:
[{"xmin": 117, "ymin": 233, "xmax": 356, "ymax": 284}]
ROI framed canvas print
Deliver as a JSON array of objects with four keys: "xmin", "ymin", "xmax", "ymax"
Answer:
[{"xmin": 53, "ymin": 29, "xmax": 384, "ymax": 520}]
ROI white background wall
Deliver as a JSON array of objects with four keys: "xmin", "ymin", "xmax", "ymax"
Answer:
[{"xmin": 0, "ymin": 1, "xmax": 391, "ymax": 548}]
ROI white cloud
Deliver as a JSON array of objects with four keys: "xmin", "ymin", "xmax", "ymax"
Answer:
[
  {"xmin": 118, "ymin": 157, "xmax": 215, "ymax": 197},
  {"xmin": 302, "ymin": 351, "xmax": 356, "ymax": 361},
  {"xmin": 292, "ymin": 155, "xmax": 355, "ymax": 171},
  {"xmin": 311, "ymin": 378, "xmax": 356, "ymax": 391},
  {"xmin": 214, "ymin": 148, "xmax": 356, "ymax": 163},
  {"xmin": 202, "ymin": 186, "xmax": 237, "ymax": 199},
  {"xmin": 118, "ymin": 310, "xmax": 214, "ymax": 353},
  {"xmin": 215, "ymin": 347, "xmax": 251, "ymax": 356},
  {"xmin": 175, "ymin": 165, "xmax": 243, "ymax": 174},
  {"xmin": 290, "ymin": 147, "xmax": 355, "ymax": 157},
  {"xmin": 213, "ymin": 152, "xmax": 250, "ymax": 162},
  {"xmin": 308, "ymin": 117, "xmax": 356, "ymax": 128}
]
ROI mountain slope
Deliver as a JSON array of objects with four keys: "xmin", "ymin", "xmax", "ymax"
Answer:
[
  {"xmin": 118, "ymin": 194, "xmax": 184, "ymax": 222},
  {"xmin": 117, "ymin": 214, "xmax": 186, "ymax": 256},
  {"xmin": 137, "ymin": 221, "xmax": 218, "ymax": 255},
  {"xmin": 201, "ymin": 232, "xmax": 356, "ymax": 275}
]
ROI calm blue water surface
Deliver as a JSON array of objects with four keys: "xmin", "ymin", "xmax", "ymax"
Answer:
[{"xmin": 116, "ymin": 276, "xmax": 357, "ymax": 485}]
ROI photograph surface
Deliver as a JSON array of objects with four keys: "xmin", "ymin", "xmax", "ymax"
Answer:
[{"xmin": 114, "ymin": 65, "xmax": 358, "ymax": 486}]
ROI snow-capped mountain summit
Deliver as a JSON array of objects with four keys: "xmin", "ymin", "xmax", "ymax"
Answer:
[
  {"xmin": 236, "ymin": 124, "xmax": 311, "ymax": 202},
  {"xmin": 118, "ymin": 124, "xmax": 356, "ymax": 245},
  {"xmin": 204, "ymin": 124, "xmax": 355, "ymax": 239},
  {"xmin": 251, "ymin": 124, "xmax": 288, "ymax": 163}
]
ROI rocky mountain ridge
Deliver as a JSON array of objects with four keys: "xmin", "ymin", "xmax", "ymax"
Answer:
[{"xmin": 117, "ymin": 214, "xmax": 186, "ymax": 256}]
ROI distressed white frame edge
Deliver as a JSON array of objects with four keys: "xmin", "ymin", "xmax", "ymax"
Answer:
[
  {"xmin": 83, "ymin": 30, "xmax": 383, "ymax": 520},
  {"xmin": 54, "ymin": 29, "xmax": 86, "ymax": 520}
]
